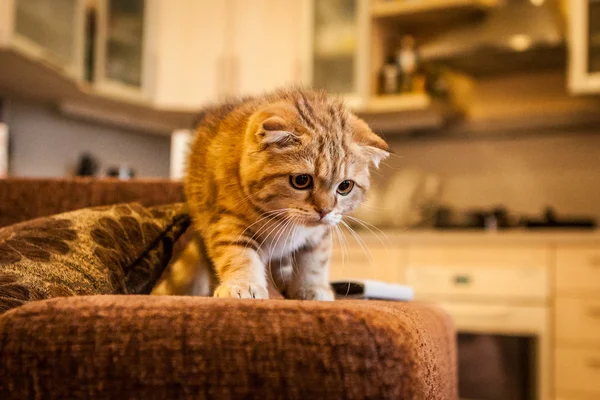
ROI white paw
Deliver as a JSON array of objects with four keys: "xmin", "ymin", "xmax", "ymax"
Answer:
[
  {"xmin": 213, "ymin": 281, "xmax": 269, "ymax": 299},
  {"xmin": 290, "ymin": 285, "xmax": 335, "ymax": 301}
]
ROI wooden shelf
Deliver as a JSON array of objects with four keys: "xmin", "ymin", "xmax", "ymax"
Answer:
[
  {"xmin": 366, "ymin": 93, "xmax": 432, "ymax": 113},
  {"xmin": 357, "ymin": 93, "xmax": 459, "ymax": 133},
  {"xmin": 371, "ymin": 0, "xmax": 499, "ymax": 26},
  {"xmin": 0, "ymin": 48, "xmax": 199, "ymax": 135},
  {"xmin": 314, "ymin": 49, "xmax": 356, "ymax": 60}
]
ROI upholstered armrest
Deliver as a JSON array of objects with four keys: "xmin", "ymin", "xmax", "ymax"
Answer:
[
  {"xmin": 0, "ymin": 296, "xmax": 457, "ymax": 399},
  {"xmin": 0, "ymin": 178, "xmax": 185, "ymax": 228}
]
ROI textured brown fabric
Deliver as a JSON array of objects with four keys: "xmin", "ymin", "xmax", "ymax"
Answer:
[
  {"xmin": 0, "ymin": 295, "xmax": 457, "ymax": 400},
  {"xmin": 0, "ymin": 178, "xmax": 457, "ymax": 398},
  {"xmin": 0, "ymin": 203, "xmax": 190, "ymax": 314},
  {"xmin": 0, "ymin": 178, "xmax": 185, "ymax": 228}
]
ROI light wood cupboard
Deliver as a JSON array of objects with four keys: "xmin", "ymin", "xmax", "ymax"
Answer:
[
  {"xmin": 406, "ymin": 244, "xmax": 549, "ymax": 301},
  {"xmin": 230, "ymin": 0, "xmax": 307, "ymax": 98},
  {"xmin": 94, "ymin": 0, "xmax": 157, "ymax": 100},
  {"xmin": 152, "ymin": 0, "xmax": 229, "ymax": 108},
  {"xmin": 555, "ymin": 348, "xmax": 600, "ymax": 397},
  {"xmin": 153, "ymin": 0, "xmax": 307, "ymax": 109},
  {"xmin": 0, "ymin": 0, "xmax": 86, "ymax": 80},
  {"xmin": 568, "ymin": 0, "xmax": 600, "ymax": 94},
  {"xmin": 555, "ymin": 297, "xmax": 600, "ymax": 347},
  {"xmin": 554, "ymin": 244, "xmax": 600, "ymax": 400},
  {"xmin": 555, "ymin": 245, "xmax": 600, "ymax": 296},
  {"xmin": 329, "ymin": 232, "xmax": 600, "ymax": 400},
  {"xmin": 329, "ymin": 244, "xmax": 404, "ymax": 283}
]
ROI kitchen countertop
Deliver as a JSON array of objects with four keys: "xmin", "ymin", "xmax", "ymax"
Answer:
[{"xmin": 342, "ymin": 228, "xmax": 600, "ymax": 245}]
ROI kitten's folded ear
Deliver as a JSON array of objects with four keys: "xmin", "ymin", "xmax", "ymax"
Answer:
[
  {"xmin": 258, "ymin": 116, "xmax": 299, "ymax": 146},
  {"xmin": 351, "ymin": 115, "xmax": 390, "ymax": 168},
  {"xmin": 252, "ymin": 105, "xmax": 300, "ymax": 148}
]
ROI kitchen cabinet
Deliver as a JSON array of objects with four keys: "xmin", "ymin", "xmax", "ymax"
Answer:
[
  {"xmin": 329, "ymin": 244, "xmax": 405, "ymax": 283},
  {"xmin": 94, "ymin": 0, "xmax": 157, "ymax": 100},
  {"xmin": 330, "ymin": 231, "xmax": 600, "ymax": 400},
  {"xmin": 554, "ymin": 244, "xmax": 600, "ymax": 400},
  {"xmin": 568, "ymin": 0, "xmax": 600, "ymax": 94},
  {"xmin": 0, "ymin": 0, "xmax": 86, "ymax": 80},
  {"xmin": 231, "ymin": 0, "xmax": 307, "ymax": 98},
  {"xmin": 308, "ymin": 0, "xmax": 370, "ymax": 109},
  {"xmin": 555, "ymin": 348, "xmax": 600, "ymax": 398},
  {"xmin": 152, "ymin": 0, "xmax": 229, "ymax": 109},
  {"xmin": 153, "ymin": 0, "xmax": 307, "ymax": 109},
  {"xmin": 405, "ymin": 244, "xmax": 549, "ymax": 301},
  {"xmin": 155, "ymin": 0, "xmax": 368, "ymax": 108}
]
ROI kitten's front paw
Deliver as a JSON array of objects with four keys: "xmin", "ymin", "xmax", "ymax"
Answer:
[
  {"xmin": 289, "ymin": 285, "xmax": 335, "ymax": 301},
  {"xmin": 213, "ymin": 281, "xmax": 269, "ymax": 299}
]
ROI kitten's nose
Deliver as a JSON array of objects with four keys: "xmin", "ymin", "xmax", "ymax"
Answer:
[{"xmin": 317, "ymin": 209, "xmax": 332, "ymax": 219}]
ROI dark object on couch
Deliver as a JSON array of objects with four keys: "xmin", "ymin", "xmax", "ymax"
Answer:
[{"xmin": 0, "ymin": 178, "xmax": 457, "ymax": 399}]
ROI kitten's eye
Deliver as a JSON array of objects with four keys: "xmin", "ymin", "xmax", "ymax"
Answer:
[
  {"xmin": 337, "ymin": 180, "xmax": 354, "ymax": 196},
  {"xmin": 290, "ymin": 174, "xmax": 313, "ymax": 190}
]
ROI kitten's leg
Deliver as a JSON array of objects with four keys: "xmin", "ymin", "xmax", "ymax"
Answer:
[
  {"xmin": 287, "ymin": 234, "xmax": 335, "ymax": 301},
  {"xmin": 151, "ymin": 239, "xmax": 213, "ymax": 296},
  {"xmin": 206, "ymin": 219, "xmax": 268, "ymax": 299}
]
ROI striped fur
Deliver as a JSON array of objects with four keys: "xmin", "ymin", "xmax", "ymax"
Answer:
[{"xmin": 184, "ymin": 87, "xmax": 389, "ymax": 300}]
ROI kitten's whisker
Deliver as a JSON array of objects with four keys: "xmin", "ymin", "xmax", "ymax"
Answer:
[
  {"xmin": 333, "ymin": 225, "xmax": 351, "ymax": 299},
  {"xmin": 255, "ymin": 215, "xmax": 292, "ymax": 256},
  {"xmin": 264, "ymin": 216, "xmax": 294, "ymax": 288},
  {"xmin": 282, "ymin": 216, "xmax": 299, "ymax": 286},
  {"xmin": 236, "ymin": 208, "xmax": 290, "ymax": 242},
  {"xmin": 345, "ymin": 215, "xmax": 391, "ymax": 247},
  {"xmin": 250, "ymin": 216, "xmax": 286, "ymax": 259},
  {"xmin": 354, "ymin": 204, "xmax": 393, "ymax": 211},
  {"xmin": 333, "ymin": 225, "xmax": 346, "ymax": 279},
  {"xmin": 283, "ymin": 215, "xmax": 297, "ymax": 262},
  {"xmin": 267, "ymin": 258, "xmax": 280, "ymax": 293},
  {"xmin": 269, "ymin": 215, "xmax": 296, "ymax": 263},
  {"xmin": 341, "ymin": 220, "xmax": 375, "ymax": 276},
  {"xmin": 237, "ymin": 209, "xmax": 291, "ymax": 247},
  {"xmin": 260, "ymin": 216, "xmax": 293, "ymax": 292},
  {"xmin": 379, "ymin": 162, "xmax": 403, "ymax": 171},
  {"xmin": 237, "ymin": 210, "xmax": 288, "ymax": 243},
  {"xmin": 337, "ymin": 223, "xmax": 350, "ymax": 264},
  {"xmin": 289, "ymin": 220, "xmax": 301, "ymax": 279},
  {"xmin": 231, "ymin": 193, "xmax": 254, "ymax": 208}
]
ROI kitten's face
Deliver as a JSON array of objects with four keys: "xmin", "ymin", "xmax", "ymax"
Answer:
[{"xmin": 241, "ymin": 93, "xmax": 389, "ymax": 227}]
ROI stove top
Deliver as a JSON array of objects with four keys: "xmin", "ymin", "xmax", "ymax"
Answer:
[{"xmin": 433, "ymin": 206, "xmax": 596, "ymax": 231}]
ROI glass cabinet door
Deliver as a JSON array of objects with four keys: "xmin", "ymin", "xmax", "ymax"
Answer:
[
  {"xmin": 569, "ymin": 0, "xmax": 600, "ymax": 93},
  {"xmin": 587, "ymin": 0, "xmax": 600, "ymax": 74},
  {"xmin": 311, "ymin": 0, "xmax": 367, "ymax": 105},
  {"xmin": 13, "ymin": 0, "xmax": 84, "ymax": 77},
  {"xmin": 101, "ymin": 0, "xmax": 145, "ymax": 89}
]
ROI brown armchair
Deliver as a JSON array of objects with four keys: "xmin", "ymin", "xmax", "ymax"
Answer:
[{"xmin": 0, "ymin": 178, "xmax": 457, "ymax": 399}]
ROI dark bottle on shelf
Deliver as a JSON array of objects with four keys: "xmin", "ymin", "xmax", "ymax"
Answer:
[
  {"xmin": 378, "ymin": 55, "xmax": 400, "ymax": 95},
  {"xmin": 397, "ymin": 35, "xmax": 418, "ymax": 93}
]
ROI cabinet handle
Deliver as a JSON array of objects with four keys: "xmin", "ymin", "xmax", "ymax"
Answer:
[
  {"xmin": 453, "ymin": 274, "xmax": 471, "ymax": 285},
  {"xmin": 587, "ymin": 358, "xmax": 600, "ymax": 369}
]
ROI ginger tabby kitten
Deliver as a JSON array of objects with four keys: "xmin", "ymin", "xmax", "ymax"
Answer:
[{"xmin": 183, "ymin": 88, "xmax": 389, "ymax": 300}]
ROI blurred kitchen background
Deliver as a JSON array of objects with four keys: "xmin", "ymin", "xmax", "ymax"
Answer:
[
  {"xmin": 1, "ymin": 1, "xmax": 600, "ymax": 399},
  {"xmin": 0, "ymin": 0, "xmax": 599, "ymax": 228}
]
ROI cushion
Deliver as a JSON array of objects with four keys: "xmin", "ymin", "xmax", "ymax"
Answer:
[
  {"xmin": 0, "ymin": 295, "xmax": 457, "ymax": 399},
  {"xmin": 0, "ymin": 203, "xmax": 190, "ymax": 314}
]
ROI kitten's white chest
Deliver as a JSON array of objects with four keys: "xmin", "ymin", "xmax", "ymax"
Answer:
[{"xmin": 259, "ymin": 223, "xmax": 326, "ymax": 263}]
